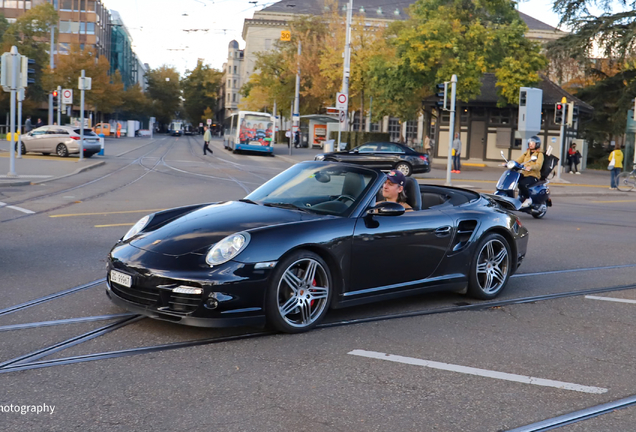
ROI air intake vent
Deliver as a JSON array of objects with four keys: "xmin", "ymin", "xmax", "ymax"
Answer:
[{"xmin": 452, "ymin": 220, "xmax": 478, "ymax": 252}]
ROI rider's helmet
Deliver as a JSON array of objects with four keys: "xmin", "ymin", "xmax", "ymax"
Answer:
[{"xmin": 528, "ymin": 135, "xmax": 541, "ymax": 150}]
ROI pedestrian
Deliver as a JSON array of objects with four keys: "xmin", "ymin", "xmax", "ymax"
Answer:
[
  {"xmin": 35, "ymin": 118, "xmax": 44, "ymax": 128},
  {"xmin": 608, "ymin": 144, "xmax": 623, "ymax": 190},
  {"xmin": 203, "ymin": 126, "xmax": 213, "ymax": 155},
  {"xmin": 116, "ymin": 122, "xmax": 122, "ymax": 139},
  {"xmin": 24, "ymin": 116, "xmax": 33, "ymax": 133},
  {"xmin": 567, "ymin": 143, "xmax": 581, "ymax": 174},
  {"xmin": 451, "ymin": 132, "xmax": 462, "ymax": 173},
  {"xmin": 285, "ymin": 129, "xmax": 292, "ymax": 147},
  {"xmin": 423, "ymin": 135, "xmax": 431, "ymax": 154},
  {"xmin": 294, "ymin": 130, "xmax": 300, "ymax": 148}
]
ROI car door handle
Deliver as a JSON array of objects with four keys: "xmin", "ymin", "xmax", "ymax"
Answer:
[{"xmin": 435, "ymin": 226, "xmax": 452, "ymax": 237}]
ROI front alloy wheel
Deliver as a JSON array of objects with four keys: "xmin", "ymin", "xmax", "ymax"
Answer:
[
  {"xmin": 467, "ymin": 233, "xmax": 511, "ymax": 299},
  {"xmin": 395, "ymin": 162, "xmax": 412, "ymax": 177},
  {"xmin": 266, "ymin": 251, "xmax": 331, "ymax": 333}
]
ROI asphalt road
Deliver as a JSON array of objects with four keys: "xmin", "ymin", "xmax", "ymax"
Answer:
[{"xmin": 1, "ymin": 135, "xmax": 636, "ymax": 431}]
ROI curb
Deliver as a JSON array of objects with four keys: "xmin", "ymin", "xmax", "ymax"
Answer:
[
  {"xmin": 31, "ymin": 161, "xmax": 106, "ymax": 185},
  {"xmin": 0, "ymin": 179, "xmax": 31, "ymax": 187}
]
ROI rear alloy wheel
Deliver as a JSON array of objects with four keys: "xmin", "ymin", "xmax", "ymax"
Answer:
[
  {"xmin": 266, "ymin": 251, "xmax": 332, "ymax": 333},
  {"xmin": 467, "ymin": 233, "xmax": 511, "ymax": 299},
  {"xmin": 56, "ymin": 144, "xmax": 69, "ymax": 157},
  {"xmin": 395, "ymin": 162, "xmax": 412, "ymax": 177}
]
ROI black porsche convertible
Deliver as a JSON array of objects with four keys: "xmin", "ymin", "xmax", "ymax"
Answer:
[{"xmin": 106, "ymin": 161, "xmax": 528, "ymax": 333}]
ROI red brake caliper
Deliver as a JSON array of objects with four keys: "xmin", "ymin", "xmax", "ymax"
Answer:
[{"xmin": 310, "ymin": 278, "xmax": 316, "ymax": 307}]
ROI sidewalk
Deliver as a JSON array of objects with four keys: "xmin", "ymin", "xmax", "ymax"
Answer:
[{"xmin": 0, "ymin": 136, "xmax": 155, "ymax": 187}]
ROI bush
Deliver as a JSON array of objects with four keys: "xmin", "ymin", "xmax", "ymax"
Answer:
[{"xmin": 328, "ymin": 131, "xmax": 391, "ymax": 150}]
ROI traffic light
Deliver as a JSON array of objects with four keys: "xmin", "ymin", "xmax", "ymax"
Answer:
[
  {"xmin": 52, "ymin": 90, "xmax": 58, "ymax": 108},
  {"xmin": 567, "ymin": 103, "xmax": 578, "ymax": 126},
  {"xmin": 436, "ymin": 82, "xmax": 449, "ymax": 111},
  {"xmin": 554, "ymin": 103, "xmax": 564, "ymax": 125}
]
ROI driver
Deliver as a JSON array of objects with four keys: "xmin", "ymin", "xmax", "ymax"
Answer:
[
  {"xmin": 516, "ymin": 136, "xmax": 544, "ymax": 208},
  {"xmin": 381, "ymin": 170, "xmax": 413, "ymax": 211}
]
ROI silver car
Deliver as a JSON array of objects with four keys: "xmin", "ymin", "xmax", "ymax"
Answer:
[{"xmin": 20, "ymin": 126, "xmax": 102, "ymax": 158}]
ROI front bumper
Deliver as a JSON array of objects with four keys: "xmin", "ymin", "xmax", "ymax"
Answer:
[{"xmin": 106, "ymin": 247, "xmax": 272, "ymax": 328}]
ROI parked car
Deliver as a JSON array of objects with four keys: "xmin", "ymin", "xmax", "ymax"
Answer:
[
  {"xmin": 315, "ymin": 142, "xmax": 430, "ymax": 176},
  {"xmin": 20, "ymin": 126, "xmax": 102, "ymax": 158},
  {"xmin": 106, "ymin": 161, "xmax": 528, "ymax": 333},
  {"xmin": 93, "ymin": 123, "xmax": 111, "ymax": 136}
]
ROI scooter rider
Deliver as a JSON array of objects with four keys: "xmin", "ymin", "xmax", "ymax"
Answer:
[{"xmin": 516, "ymin": 136, "xmax": 544, "ymax": 208}]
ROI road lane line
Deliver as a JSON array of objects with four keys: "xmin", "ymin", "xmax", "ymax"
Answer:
[
  {"xmin": 513, "ymin": 264, "xmax": 636, "ymax": 278},
  {"xmin": 50, "ymin": 209, "xmax": 165, "ymax": 218},
  {"xmin": 94, "ymin": 223, "xmax": 135, "ymax": 228},
  {"xmin": 589, "ymin": 199, "xmax": 636, "ymax": 203},
  {"xmin": 6, "ymin": 205, "xmax": 35, "ymax": 214},
  {"xmin": 0, "ymin": 201, "xmax": 6, "ymax": 207},
  {"xmin": 585, "ymin": 295, "xmax": 636, "ymax": 304},
  {"xmin": 348, "ymin": 350, "xmax": 608, "ymax": 394}
]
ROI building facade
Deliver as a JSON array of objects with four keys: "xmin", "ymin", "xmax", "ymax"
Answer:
[
  {"xmin": 217, "ymin": 40, "xmax": 244, "ymax": 121},
  {"xmin": 110, "ymin": 10, "xmax": 145, "ymax": 90}
]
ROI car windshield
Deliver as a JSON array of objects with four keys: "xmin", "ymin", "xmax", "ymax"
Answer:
[
  {"xmin": 245, "ymin": 163, "xmax": 377, "ymax": 216},
  {"xmin": 74, "ymin": 129, "xmax": 97, "ymax": 136}
]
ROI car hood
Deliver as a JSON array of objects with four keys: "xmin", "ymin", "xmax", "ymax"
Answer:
[{"xmin": 130, "ymin": 201, "xmax": 313, "ymax": 256}]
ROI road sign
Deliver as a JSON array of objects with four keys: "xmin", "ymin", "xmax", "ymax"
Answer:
[
  {"xmin": 336, "ymin": 92, "xmax": 348, "ymax": 110},
  {"xmin": 62, "ymin": 89, "xmax": 73, "ymax": 104},
  {"xmin": 280, "ymin": 30, "xmax": 291, "ymax": 41},
  {"xmin": 78, "ymin": 76, "xmax": 92, "ymax": 90},
  {"xmin": 326, "ymin": 107, "xmax": 340, "ymax": 115},
  {"xmin": 206, "ymin": 118, "xmax": 212, "ymax": 125}
]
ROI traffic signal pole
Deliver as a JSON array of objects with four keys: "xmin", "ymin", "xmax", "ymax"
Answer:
[
  {"xmin": 48, "ymin": 26, "xmax": 54, "ymax": 126},
  {"xmin": 57, "ymin": 85, "xmax": 61, "ymax": 125},
  {"xmin": 555, "ymin": 102, "xmax": 566, "ymax": 183},
  {"xmin": 8, "ymin": 46, "xmax": 18, "ymax": 177},
  {"xmin": 446, "ymin": 75, "xmax": 458, "ymax": 186}
]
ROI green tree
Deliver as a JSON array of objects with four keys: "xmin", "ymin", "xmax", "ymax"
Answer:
[
  {"xmin": 146, "ymin": 66, "xmax": 181, "ymax": 125},
  {"xmin": 181, "ymin": 59, "xmax": 223, "ymax": 123},
  {"xmin": 367, "ymin": 0, "xmax": 547, "ymax": 121},
  {"xmin": 119, "ymin": 83, "xmax": 150, "ymax": 119},
  {"xmin": 0, "ymin": 3, "xmax": 58, "ymax": 113},
  {"xmin": 44, "ymin": 44, "xmax": 124, "ymax": 120}
]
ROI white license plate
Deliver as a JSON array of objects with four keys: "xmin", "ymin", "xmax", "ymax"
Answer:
[{"xmin": 110, "ymin": 270, "xmax": 132, "ymax": 288}]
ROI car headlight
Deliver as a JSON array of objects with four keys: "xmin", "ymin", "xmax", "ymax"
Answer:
[
  {"xmin": 315, "ymin": 155, "xmax": 325, "ymax": 161},
  {"xmin": 206, "ymin": 233, "xmax": 250, "ymax": 267},
  {"xmin": 123, "ymin": 215, "xmax": 152, "ymax": 241}
]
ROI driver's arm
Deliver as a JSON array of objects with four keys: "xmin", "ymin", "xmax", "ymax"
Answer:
[{"xmin": 526, "ymin": 153, "xmax": 544, "ymax": 173}]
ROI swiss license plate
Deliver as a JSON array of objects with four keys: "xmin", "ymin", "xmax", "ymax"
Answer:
[{"xmin": 110, "ymin": 270, "xmax": 132, "ymax": 288}]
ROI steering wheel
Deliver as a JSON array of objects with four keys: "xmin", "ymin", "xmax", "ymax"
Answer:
[{"xmin": 334, "ymin": 194, "xmax": 355, "ymax": 203}]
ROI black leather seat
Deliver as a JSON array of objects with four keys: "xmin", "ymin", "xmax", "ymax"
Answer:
[
  {"xmin": 342, "ymin": 172, "xmax": 366, "ymax": 198},
  {"xmin": 403, "ymin": 177, "xmax": 421, "ymax": 211}
]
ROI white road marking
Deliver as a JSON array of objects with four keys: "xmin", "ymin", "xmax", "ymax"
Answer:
[
  {"xmin": 0, "ymin": 201, "xmax": 6, "ymax": 207},
  {"xmin": 6, "ymin": 205, "xmax": 35, "ymax": 214},
  {"xmin": 348, "ymin": 350, "xmax": 608, "ymax": 394},
  {"xmin": 585, "ymin": 295, "xmax": 636, "ymax": 305},
  {"xmin": 0, "ymin": 175, "xmax": 51, "ymax": 178}
]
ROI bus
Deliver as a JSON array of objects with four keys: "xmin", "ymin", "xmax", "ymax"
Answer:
[
  {"xmin": 169, "ymin": 120, "xmax": 184, "ymax": 136},
  {"xmin": 223, "ymin": 111, "xmax": 274, "ymax": 155}
]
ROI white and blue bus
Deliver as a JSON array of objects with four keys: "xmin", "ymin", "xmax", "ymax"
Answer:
[{"xmin": 223, "ymin": 111, "xmax": 274, "ymax": 154}]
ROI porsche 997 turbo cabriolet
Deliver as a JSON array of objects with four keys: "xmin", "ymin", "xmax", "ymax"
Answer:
[{"xmin": 106, "ymin": 161, "xmax": 528, "ymax": 333}]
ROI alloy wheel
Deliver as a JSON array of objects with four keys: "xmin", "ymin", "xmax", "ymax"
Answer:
[
  {"xmin": 475, "ymin": 239, "xmax": 509, "ymax": 295},
  {"xmin": 276, "ymin": 258, "xmax": 330, "ymax": 328}
]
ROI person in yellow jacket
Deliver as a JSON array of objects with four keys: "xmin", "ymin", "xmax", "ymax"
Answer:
[
  {"xmin": 515, "ymin": 135, "xmax": 544, "ymax": 208},
  {"xmin": 609, "ymin": 145, "xmax": 624, "ymax": 190}
]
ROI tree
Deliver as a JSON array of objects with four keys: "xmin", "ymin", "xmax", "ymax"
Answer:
[
  {"xmin": 0, "ymin": 4, "xmax": 58, "ymax": 113},
  {"xmin": 181, "ymin": 59, "xmax": 223, "ymax": 123},
  {"xmin": 146, "ymin": 66, "xmax": 181, "ymax": 125},
  {"xmin": 367, "ymin": 0, "xmax": 547, "ymax": 121},
  {"xmin": 119, "ymin": 83, "xmax": 150, "ymax": 119},
  {"xmin": 44, "ymin": 44, "xmax": 124, "ymax": 120}
]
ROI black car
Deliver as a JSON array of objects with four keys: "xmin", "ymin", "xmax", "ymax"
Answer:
[
  {"xmin": 315, "ymin": 142, "xmax": 430, "ymax": 176},
  {"xmin": 106, "ymin": 162, "xmax": 528, "ymax": 333}
]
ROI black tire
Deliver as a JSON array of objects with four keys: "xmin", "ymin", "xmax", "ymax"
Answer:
[
  {"xmin": 265, "ymin": 250, "xmax": 332, "ymax": 333},
  {"xmin": 15, "ymin": 143, "xmax": 27, "ymax": 155},
  {"xmin": 467, "ymin": 233, "xmax": 512, "ymax": 300},
  {"xmin": 395, "ymin": 162, "xmax": 412, "ymax": 177},
  {"xmin": 532, "ymin": 205, "xmax": 547, "ymax": 219},
  {"xmin": 56, "ymin": 144, "xmax": 69, "ymax": 157}
]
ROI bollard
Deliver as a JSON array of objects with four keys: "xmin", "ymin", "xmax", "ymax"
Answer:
[{"xmin": 98, "ymin": 134, "xmax": 105, "ymax": 155}]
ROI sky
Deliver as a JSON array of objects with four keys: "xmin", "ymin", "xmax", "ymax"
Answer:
[{"xmin": 99, "ymin": 0, "xmax": 586, "ymax": 77}]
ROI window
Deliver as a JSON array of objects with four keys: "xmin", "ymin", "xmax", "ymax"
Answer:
[
  {"xmin": 86, "ymin": 0, "xmax": 95, "ymax": 11},
  {"xmin": 490, "ymin": 108, "xmax": 511, "ymax": 125},
  {"xmin": 86, "ymin": 23, "xmax": 95, "ymax": 34},
  {"xmin": 232, "ymin": 93, "xmax": 236, "ymax": 103},
  {"xmin": 227, "ymin": 79, "xmax": 231, "ymax": 88},
  {"xmin": 370, "ymin": 122, "xmax": 380, "ymax": 132},
  {"xmin": 233, "ymin": 65, "xmax": 237, "ymax": 74},
  {"xmin": 379, "ymin": 143, "xmax": 404, "ymax": 153},
  {"xmin": 58, "ymin": 43, "xmax": 70, "ymax": 54},
  {"xmin": 60, "ymin": 0, "xmax": 72, "ymax": 11},
  {"xmin": 227, "ymin": 94, "xmax": 230, "ymax": 103},
  {"xmin": 233, "ymin": 79, "xmax": 237, "ymax": 88},
  {"xmin": 352, "ymin": 112, "xmax": 366, "ymax": 131},
  {"xmin": 405, "ymin": 120, "xmax": 417, "ymax": 142},
  {"xmin": 388, "ymin": 117, "xmax": 401, "ymax": 142},
  {"xmin": 358, "ymin": 144, "xmax": 378, "ymax": 153}
]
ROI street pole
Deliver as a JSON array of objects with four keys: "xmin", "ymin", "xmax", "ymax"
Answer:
[
  {"xmin": 48, "ymin": 26, "xmax": 54, "ymax": 126},
  {"xmin": 79, "ymin": 69, "xmax": 85, "ymax": 161},
  {"xmin": 17, "ymin": 88, "xmax": 23, "ymax": 159},
  {"xmin": 57, "ymin": 85, "xmax": 61, "ymax": 125},
  {"xmin": 341, "ymin": 0, "xmax": 353, "ymax": 135},
  {"xmin": 289, "ymin": 101, "xmax": 293, "ymax": 155},
  {"xmin": 8, "ymin": 46, "xmax": 18, "ymax": 177},
  {"xmin": 556, "ymin": 120, "xmax": 565, "ymax": 182},
  {"xmin": 292, "ymin": 39, "xmax": 301, "ymax": 153},
  {"xmin": 273, "ymin": 99, "xmax": 277, "ymax": 144},
  {"xmin": 446, "ymin": 74, "xmax": 458, "ymax": 186}
]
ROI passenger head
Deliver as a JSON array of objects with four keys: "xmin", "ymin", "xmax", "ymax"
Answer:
[{"xmin": 382, "ymin": 170, "xmax": 407, "ymax": 203}]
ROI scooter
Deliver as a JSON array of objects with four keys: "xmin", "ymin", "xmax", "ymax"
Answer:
[{"xmin": 492, "ymin": 150, "xmax": 552, "ymax": 219}]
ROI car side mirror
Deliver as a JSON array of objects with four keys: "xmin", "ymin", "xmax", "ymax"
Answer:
[
  {"xmin": 366, "ymin": 201, "xmax": 405, "ymax": 217},
  {"xmin": 350, "ymin": 148, "xmax": 358, "ymax": 153}
]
